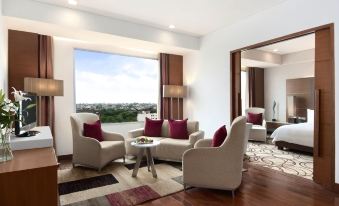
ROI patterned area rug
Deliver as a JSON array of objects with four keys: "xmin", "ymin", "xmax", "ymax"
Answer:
[
  {"xmin": 246, "ymin": 141, "xmax": 313, "ymax": 180},
  {"xmin": 58, "ymin": 159, "xmax": 183, "ymax": 206}
]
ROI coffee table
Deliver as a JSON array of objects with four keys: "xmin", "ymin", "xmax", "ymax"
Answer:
[{"xmin": 131, "ymin": 140, "xmax": 160, "ymax": 178}]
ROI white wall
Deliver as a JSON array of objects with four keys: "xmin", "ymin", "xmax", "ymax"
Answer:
[
  {"xmin": 53, "ymin": 38, "xmax": 152, "ymax": 156},
  {"xmin": 183, "ymin": 0, "xmax": 339, "ymax": 182},
  {"xmin": 0, "ymin": 0, "xmax": 8, "ymax": 93},
  {"xmin": 264, "ymin": 49, "xmax": 315, "ymax": 122}
]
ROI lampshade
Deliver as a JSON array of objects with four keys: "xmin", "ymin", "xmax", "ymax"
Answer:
[
  {"xmin": 287, "ymin": 96, "xmax": 296, "ymax": 117},
  {"xmin": 163, "ymin": 85, "xmax": 187, "ymax": 98},
  {"xmin": 24, "ymin": 77, "xmax": 64, "ymax": 97}
]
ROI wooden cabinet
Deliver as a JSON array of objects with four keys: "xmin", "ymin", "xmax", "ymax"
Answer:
[{"xmin": 0, "ymin": 147, "xmax": 58, "ymax": 206}]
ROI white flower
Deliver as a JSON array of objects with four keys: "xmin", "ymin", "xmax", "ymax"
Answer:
[{"xmin": 11, "ymin": 87, "xmax": 31, "ymax": 102}]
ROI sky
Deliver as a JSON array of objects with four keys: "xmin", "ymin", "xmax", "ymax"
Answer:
[{"xmin": 75, "ymin": 49, "xmax": 159, "ymax": 104}]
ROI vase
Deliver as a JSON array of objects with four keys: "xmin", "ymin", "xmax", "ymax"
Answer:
[{"xmin": 0, "ymin": 126, "xmax": 13, "ymax": 163}]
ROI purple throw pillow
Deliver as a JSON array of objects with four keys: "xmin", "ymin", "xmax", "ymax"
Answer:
[
  {"xmin": 83, "ymin": 120, "xmax": 104, "ymax": 142},
  {"xmin": 144, "ymin": 118, "xmax": 164, "ymax": 137},
  {"xmin": 247, "ymin": 112, "xmax": 263, "ymax": 125},
  {"xmin": 168, "ymin": 119, "xmax": 189, "ymax": 139},
  {"xmin": 211, "ymin": 125, "xmax": 227, "ymax": 147}
]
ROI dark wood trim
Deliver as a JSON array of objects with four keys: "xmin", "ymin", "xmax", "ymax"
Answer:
[
  {"xmin": 57, "ymin": 154, "xmax": 73, "ymax": 161},
  {"xmin": 230, "ymin": 23, "xmax": 335, "ymax": 191},
  {"xmin": 230, "ymin": 23, "xmax": 334, "ymax": 53},
  {"xmin": 275, "ymin": 141, "xmax": 313, "ymax": 154}
]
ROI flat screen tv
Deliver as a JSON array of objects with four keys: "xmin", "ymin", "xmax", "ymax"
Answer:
[{"xmin": 15, "ymin": 93, "xmax": 38, "ymax": 136}]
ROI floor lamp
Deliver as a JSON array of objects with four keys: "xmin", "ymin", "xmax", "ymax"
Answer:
[
  {"xmin": 24, "ymin": 77, "xmax": 64, "ymax": 132},
  {"xmin": 163, "ymin": 85, "xmax": 187, "ymax": 120}
]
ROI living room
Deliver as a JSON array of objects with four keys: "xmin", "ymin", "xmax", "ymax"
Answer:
[{"xmin": 0, "ymin": 0, "xmax": 339, "ymax": 206}]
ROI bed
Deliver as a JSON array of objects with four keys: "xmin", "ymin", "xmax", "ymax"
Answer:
[{"xmin": 271, "ymin": 109, "xmax": 314, "ymax": 153}]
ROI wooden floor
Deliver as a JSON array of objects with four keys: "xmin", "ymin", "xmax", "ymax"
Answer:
[{"xmin": 141, "ymin": 163, "xmax": 339, "ymax": 206}]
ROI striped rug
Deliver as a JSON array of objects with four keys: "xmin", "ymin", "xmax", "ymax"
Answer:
[{"xmin": 58, "ymin": 158, "xmax": 183, "ymax": 206}]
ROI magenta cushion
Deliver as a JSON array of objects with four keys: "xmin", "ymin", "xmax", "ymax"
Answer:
[
  {"xmin": 83, "ymin": 120, "xmax": 104, "ymax": 142},
  {"xmin": 211, "ymin": 125, "xmax": 227, "ymax": 147},
  {"xmin": 144, "ymin": 118, "xmax": 164, "ymax": 137},
  {"xmin": 247, "ymin": 112, "xmax": 263, "ymax": 125},
  {"xmin": 168, "ymin": 119, "xmax": 189, "ymax": 139}
]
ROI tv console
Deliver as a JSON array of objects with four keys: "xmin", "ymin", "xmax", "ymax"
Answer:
[{"xmin": 10, "ymin": 126, "xmax": 53, "ymax": 151}]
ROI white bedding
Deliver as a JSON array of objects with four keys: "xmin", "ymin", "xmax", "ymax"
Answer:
[{"xmin": 271, "ymin": 122, "xmax": 314, "ymax": 147}]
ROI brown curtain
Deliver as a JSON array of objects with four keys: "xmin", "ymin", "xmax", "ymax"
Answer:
[
  {"xmin": 159, "ymin": 53, "xmax": 183, "ymax": 120},
  {"xmin": 38, "ymin": 35, "xmax": 55, "ymax": 137},
  {"xmin": 248, "ymin": 67, "xmax": 265, "ymax": 108}
]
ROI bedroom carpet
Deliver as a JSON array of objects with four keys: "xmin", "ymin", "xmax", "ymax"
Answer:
[
  {"xmin": 246, "ymin": 141, "xmax": 313, "ymax": 180},
  {"xmin": 58, "ymin": 159, "xmax": 183, "ymax": 206}
]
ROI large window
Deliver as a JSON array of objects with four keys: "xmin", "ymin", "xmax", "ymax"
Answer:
[{"xmin": 75, "ymin": 49, "xmax": 159, "ymax": 123}]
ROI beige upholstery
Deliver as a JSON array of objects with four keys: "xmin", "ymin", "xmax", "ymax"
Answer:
[
  {"xmin": 126, "ymin": 120, "xmax": 204, "ymax": 161},
  {"xmin": 245, "ymin": 107, "xmax": 267, "ymax": 142},
  {"xmin": 70, "ymin": 113, "xmax": 126, "ymax": 171},
  {"xmin": 244, "ymin": 123, "xmax": 253, "ymax": 155},
  {"xmin": 183, "ymin": 116, "xmax": 247, "ymax": 191}
]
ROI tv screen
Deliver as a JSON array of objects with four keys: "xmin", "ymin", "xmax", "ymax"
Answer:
[{"xmin": 15, "ymin": 93, "xmax": 37, "ymax": 135}]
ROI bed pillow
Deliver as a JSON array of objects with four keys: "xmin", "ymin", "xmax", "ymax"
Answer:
[
  {"xmin": 168, "ymin": 119, "xmax": 189, "ymax": 139},
  {"xmin": 211, "ymin": 125, "xmax": 227, "ymax": 147},
  {"xmin": 83, "ymin": 120, "xmax": 104, "ymax": 142},
  {"xmin": 144, "ymin": 118, "xmax": 164, "ymax": 137},
  {"xmin": 307, "ymin": 109, "xmax": 314, "ymax": 124},
  {"xmin": 247, "ymin": 112, "xmax": 263, "ymax": 125}
]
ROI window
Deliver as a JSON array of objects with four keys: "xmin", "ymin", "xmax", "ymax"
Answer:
[{"xmin": 75, "ymin": 49, "xmax": 159, "ymax": 123}]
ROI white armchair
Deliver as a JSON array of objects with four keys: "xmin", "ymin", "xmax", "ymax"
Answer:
[
  {"xmin": 70, "ymin": 113, "xmax": 126, "ymax": 171},
  {"xmin": 245, "ymin": 107, "xmax": 267, "ymax": 142},
  {"xmin": 183, "ymin": 116, "xmax": 247, "ymax": 196}
]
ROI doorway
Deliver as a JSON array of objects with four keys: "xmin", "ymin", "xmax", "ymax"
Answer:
[{"xmin": 230, "ymin": 24, "xmax": 335, "ymax": 190}]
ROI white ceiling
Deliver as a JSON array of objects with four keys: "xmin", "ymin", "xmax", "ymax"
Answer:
[
  {"xmin": 34, "ymin": 0, "xmax": 287, "ymax": 36},
  {"xmin": 257, "ymin": 33, "xmax": 315, "ymax": 54}
]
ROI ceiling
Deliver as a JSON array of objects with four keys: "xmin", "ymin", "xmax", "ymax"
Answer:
[
  {"xmin": 35, "ymin": 0, "xmax": 287, "ymax": 36},
  {"xmin": 257, "ymin": 33, "xmax": 315, "ymax": 54}
]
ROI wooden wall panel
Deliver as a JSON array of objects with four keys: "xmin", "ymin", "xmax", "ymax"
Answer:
[
  {"xmin": 286, "ymin": 77, "xmax": 315, "ymax": 120},
  {"xmin": 161, "ymin": 54, "xmax": 183, "ymax": 120},
  {"xmin": 8, "ymin": 30, "xmax": 39, "ymax": 97},
  {"xmin": 231, "ymin": 51, "xmax": 241, "ymax": 120},
  {"xmin": 313, "ymin": 26, "xmax": 335, "ymax": 189}
]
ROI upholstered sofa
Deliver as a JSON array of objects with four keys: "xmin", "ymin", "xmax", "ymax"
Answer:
[{"xmin": 126, "ymin": 120, "xmax": 204, "ymax": 161}]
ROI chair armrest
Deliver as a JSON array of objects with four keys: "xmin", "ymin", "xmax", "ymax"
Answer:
[
  {"xmin": 189, "ymin": 130, "xmax": 204, "ymax": 145},
  {"xmin": 194, "ymin": 139, "xmax": 212, "ymax": 148},
  {"xmin": 102, "ymin": 130, "xmax": 125, "ymax": 141},
  {"xmin": 77, "ymin": 135, "xmax": 101, "ymax": 151},
  {"xmin": 128, "ymin": 128, "xmax": 144, "ymax": 139},
  {"xmin": 263, "ymin": 120, "xmax": 266, "ymax": 127}
]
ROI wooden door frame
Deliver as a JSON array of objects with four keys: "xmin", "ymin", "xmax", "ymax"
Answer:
[{"xmin": 230, "ymin": 23, "xmax": 335, "ymax": 190}]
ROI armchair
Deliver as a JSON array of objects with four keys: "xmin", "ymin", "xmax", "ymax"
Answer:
[
  {"xmin": 245, "ymin": 107, "xmax": 267, "ymax": 142},
  {"xmin": 70, "ymin": 113, "xmax": 126, "ymax": 171},
  {"xmin": 183, "ymin": 116, "xmax": 247, "ymax": 196}
]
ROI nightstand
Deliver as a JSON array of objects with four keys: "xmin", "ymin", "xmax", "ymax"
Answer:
[{"xmin": 266, "ymin": 121, "xmax": 292, "ymax": 134}]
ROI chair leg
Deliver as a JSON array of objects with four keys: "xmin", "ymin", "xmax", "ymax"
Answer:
[
  {"xmin": 231, "ymin": 190, "xmax": 235, "ymax": 198},
  {"xmin": 123, "ymin": 156, "xmax": 126, "ymax": 164},
  {"xmin": 183, "ymin": 184, "xmax": 187, "ymax": 191}
]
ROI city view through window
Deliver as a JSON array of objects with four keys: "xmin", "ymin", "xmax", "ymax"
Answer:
[{"xmin": 75, "ymin": 49, "xmax": 159, "ymax": 123}]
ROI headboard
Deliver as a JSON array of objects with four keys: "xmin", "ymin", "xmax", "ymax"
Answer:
[{"xmin": 286, "ymin": 77, "xmax": 315, "ymax": 122}]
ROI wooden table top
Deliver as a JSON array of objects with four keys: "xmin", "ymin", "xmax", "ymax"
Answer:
[{"xmin": 0, "ymin": 147, "xmax": 58, "ymax": 174}]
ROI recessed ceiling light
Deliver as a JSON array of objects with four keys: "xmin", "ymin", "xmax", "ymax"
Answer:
[
  {"xmin": 68, "ymin": 0, "xmax": 77, "ymax": 5},
  {"xmin": 273, "ymin": 49, "xmax": 279, "ymax": 52},
  {"xmin": 169, "ymin": 25, "xmax": 175, "ymax": 29}
]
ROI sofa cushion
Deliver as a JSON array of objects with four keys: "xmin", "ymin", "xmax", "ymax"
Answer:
[
  {"xmin": 157, "ymin": 138, "xmax": 192, "ymax": 161},
  {"xmin": 168, "ymin": 119, "xmax": 189, "ymax": 139},
  {"xmin": 144, "ymin": 118, "xmax": 164, "ymax": 137},
  {"xmin": 211, "ymin": 125, "xmax": 227, "ymax": 147},
  {"xmin": 83, "ymin": 120, "xmax": 104, "ymax": 142},
  {"xmin": 247, "ymin": 112, "xmax": 263, "ymax": 125}
]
